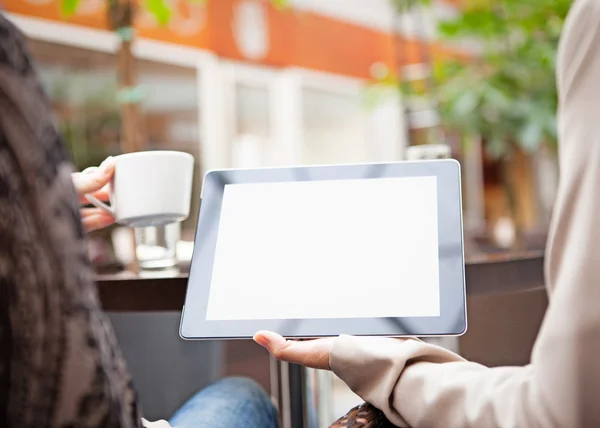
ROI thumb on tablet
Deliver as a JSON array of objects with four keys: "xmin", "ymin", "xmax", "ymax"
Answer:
[{"xmin": 253, "ymin": 330, "xmax": 333, "ymax": 370}]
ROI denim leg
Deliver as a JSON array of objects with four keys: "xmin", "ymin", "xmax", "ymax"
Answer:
[{"xmin": 169, "ymin": 377, "xmax": 279, "ymax": 428}]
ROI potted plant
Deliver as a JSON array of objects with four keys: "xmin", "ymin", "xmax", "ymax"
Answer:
[{"xmin": 385, "ymin": 0, "xmax": 570, "ymax": 247}]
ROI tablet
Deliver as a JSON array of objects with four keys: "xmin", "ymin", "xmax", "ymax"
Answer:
[{"xmin": 180, "ymin": 160, "xmax": 466, "ymax": 339}]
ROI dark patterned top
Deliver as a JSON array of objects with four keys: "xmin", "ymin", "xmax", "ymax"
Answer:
[{"xmin": 0, "ymin": 13, "xmax": 142, "ymax": 428}]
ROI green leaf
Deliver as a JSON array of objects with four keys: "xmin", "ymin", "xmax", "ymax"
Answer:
[
  {"xmin": 518, "ymin": 120, "xmax": 544, "ymax": 153},
  {"xmin": 60, "ymin": 0, "xmax": 81, "ymax": 16},
  {"xmin": 145, "ymin": 0, "xmax": 171, "ymax": 26},
  {"xmin": 268, "ymin": 0, "xmax": 289, "ymax": 9},
  {"xmin": 452, "ymin": 91, "xmax": 479, "ymax": 117},
  {"xmin": 486, "ymin": 134, "xmax": 510, "ymax": 160}
]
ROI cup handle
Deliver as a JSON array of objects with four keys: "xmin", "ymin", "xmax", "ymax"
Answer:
[{"xmin": 85, "ymin": 194, "xmax": 115, "ymax": 217}]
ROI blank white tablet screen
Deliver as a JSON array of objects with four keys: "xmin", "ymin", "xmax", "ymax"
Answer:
[{"xmin": 206, "ymin": 176, "xmax": 440, "ymax": 320}]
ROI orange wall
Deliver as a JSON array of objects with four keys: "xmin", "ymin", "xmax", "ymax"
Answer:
[
  {"xmin": 4, "ymin": 0, "xmax": 467, "ymax": 79},
  {"xmin": 4, "ymin": 0, "xmax": 210, "ymax": 48},
  {"xmin": 208, "ymin": 1, "xmax": 403, "ymax": 78}
]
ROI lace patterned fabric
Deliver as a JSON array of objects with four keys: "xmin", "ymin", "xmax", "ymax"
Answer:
[{"xmin": 0, "ymin": 13, "xmax": 142, "ymax": 428}]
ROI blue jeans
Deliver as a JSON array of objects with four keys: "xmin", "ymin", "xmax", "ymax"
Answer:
[{"xmin": 169, "ymin": 377, "xmax": 279, "ymax": 428}]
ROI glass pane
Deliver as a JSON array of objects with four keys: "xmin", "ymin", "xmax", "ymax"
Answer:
[
  {"xmin": 232, "ymin": 84, "xmax": 272, "ymax": 168},
  {"xmin": 236, "ymin": 84, "xmax": 270, "ymax": 136},
  {"xmin": 301, "ymin": 88, "xmax": 370, "ymax": 165},
  {"xmin": 28, "ymin": 39, "xmax": 202, "ymax": 242}
]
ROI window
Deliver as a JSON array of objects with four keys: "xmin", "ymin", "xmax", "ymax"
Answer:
[
  {"xmin": 232, "ymin": 84, "xmax": 272, "ymax": 167},
  {"xmin": 301, "ymin": 88, "xmax": 371, "ymax": 165}
]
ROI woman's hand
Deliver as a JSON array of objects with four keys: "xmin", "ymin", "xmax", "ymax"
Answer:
[
  {"xmin": 72, "ymin": 157, "xmax": 116, "ymax": 233},
  {"xmin": 253, "ymin": 330, "xmax": 336, "ymax": 370}
]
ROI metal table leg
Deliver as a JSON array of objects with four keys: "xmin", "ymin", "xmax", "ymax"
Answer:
[
  {"xmin": 273, "ymin": 359, "xmax": 332, "ymax": 427},
  {"xmin": 288, "ymin": 363, "xmax": 307, "ymax": 427}
]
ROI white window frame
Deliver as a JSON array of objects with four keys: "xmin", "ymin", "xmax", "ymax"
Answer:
[{"xmin": 220, "ymin": 60, "xmax": 281, "ymax": 168}]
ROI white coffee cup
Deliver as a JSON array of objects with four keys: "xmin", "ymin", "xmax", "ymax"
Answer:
[{"xmin": 86, "ymin": 151, "xmax": 195, "ymax": 228}]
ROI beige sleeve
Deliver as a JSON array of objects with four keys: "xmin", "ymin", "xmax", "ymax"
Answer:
[{"xmin": 329, "ymin": 0, "xmax": 600, "ymax": 426}]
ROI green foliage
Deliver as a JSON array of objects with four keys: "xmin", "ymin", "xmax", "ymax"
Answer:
[
  {"xmin": 144, "ymin": 0, "xmax": 214, "ymax": 25},
  {"xmin": 60, "ymin": 0, "xmax": 81, "ymax": 16},
  {"xmin": 391, "ymin": 0, "xmax": 571, "ymax": 159},
  {"xmin": 145, "ymin": 0, "xmax": 171, "ymax": 25},
  {"xmin": 272, "ymin": 0, "xmax": 290, "ymax": 9},
  {"xmin": 62, "ymin": 0, "xmax": 284, "ymax": 22}
]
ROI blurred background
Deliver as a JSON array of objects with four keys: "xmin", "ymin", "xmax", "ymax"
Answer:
[
  {"xmin": 2, "ymin": 0, "xmax": 567, "ymax": 263},
  {"xmin": 0, "ymin": 0, "xmax": 568, "ymax": 424}
]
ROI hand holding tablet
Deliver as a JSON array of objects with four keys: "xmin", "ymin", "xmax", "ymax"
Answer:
[
  {"xmin": 180, "ymin": 160, "xmax": 466, "ymax": 339},
  {"xmin": 253, "ymin": 331, "xmax": 334, "ymax": 370}
]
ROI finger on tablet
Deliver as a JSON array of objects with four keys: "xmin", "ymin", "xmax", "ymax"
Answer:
[{"xmin": 253, "ymin": 330, "xmax": 333, "ymax": 370}]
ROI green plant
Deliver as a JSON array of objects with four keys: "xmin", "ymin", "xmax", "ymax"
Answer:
[
  {"xmin": 434, "ymin": 0, "xmax": 570, "ymax": 238},
  {"xmin": 374, "ymin": 0, "xmax": 571, "ymax": 242},
  {"xmin": 438, "ymin": 0, "xmax": 570, "ymax": 159},
  {"xmin": 389, "ymin": 0, "xmax": 570, "ymax": 160}
]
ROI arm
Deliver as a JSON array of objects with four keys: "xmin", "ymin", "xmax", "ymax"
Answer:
[{"xmin": 330, "ymin": 0, "xmax": 600, "ymax": 426}]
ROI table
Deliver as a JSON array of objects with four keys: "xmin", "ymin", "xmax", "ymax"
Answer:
[
  {"xmin": 97, "ymin": 251, "xmax": 545, "ymax": 311},
  {"xmin": 97, "ymin": 251, "xmax": 545, "ymax": 428}
]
